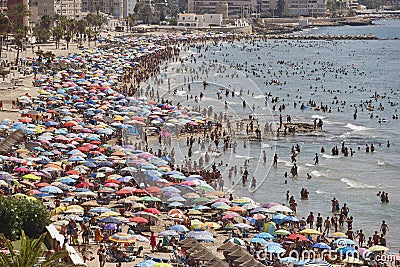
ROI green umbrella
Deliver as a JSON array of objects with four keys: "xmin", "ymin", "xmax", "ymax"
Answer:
[{"xmin": 140, "ymin": 196, "xmax": 162, "ymax": 202}]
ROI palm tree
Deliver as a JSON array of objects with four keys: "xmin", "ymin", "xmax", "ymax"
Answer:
[
  {"xmin": 52, "ymin": 26, "xmax": 64, "ymax": 49},
  {"xmin": 7, "ymin": 3, "xmax": 31, "ymax": 30},
  {"xmin": 0, "ymin": 230, "xmax": 70, "ymax": 267},
  {"xmin": 13, "ymin": 28, "xmax": 26, "ymax": 65}
]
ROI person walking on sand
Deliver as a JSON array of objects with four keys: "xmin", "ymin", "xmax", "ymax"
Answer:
[
  {"xmin": 150, "ymin": 231, "xmax": 157, "ymax": 252},
  {"xmin": 97, "ymin": 244, "xmax": 106, "ymax": 267}
]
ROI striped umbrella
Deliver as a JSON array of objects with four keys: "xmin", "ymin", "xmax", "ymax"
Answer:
[{"xmin": 109, "ymin": 232, "xmax": 136, "ymax": 243}]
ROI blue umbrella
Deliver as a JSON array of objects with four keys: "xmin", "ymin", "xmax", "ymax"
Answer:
[
  {"xmin": 337, "ymin": 246, "xmax": 356, "ymax": 254},
  {"xmin": 137, "ymin": 260, "xmax": 156, "ymax": 267},
  {"xmin": 312, "ymin": 242, "xmax": 331, "ymax": 250},
  {"xmin": 185, "ymin": 229, "xmax": 214, "ymax": 242},
  {"xmin": 249, "ymin": 238, "xmax": 269, "ymax": 245},
  {"xmin": 170, "ymin": 225, "xmax": 189, "ymax": 232},
  {"xmin": 254, "ymin": 232, "xmax": 274, "ymax": 240},
  {"xmin": 104, "ymin": 223, "xmax": 117, "ymax": 230},
  {"xmin": 168, "ymin": 202, "xmax": 184, "ymax": 207},
  {"xmin": 90, "ymin": 207, "xmax": 112, "ymax": 213},
  {"xmin": 40, "ymin": 186, "xmax": 63, "ymax": 194},
  {"xmin": 60, "ymin": 177, "xmax": 76, "ymax": 184},
  {"xmin": 283, "ymin": 216, "xmax": 299, "ymax": 222},
  {"xmin": 280, "ymin": 257, "xmax": 297, "ymax": 263},
  {"xmin": 99, "ymin": 217, "xmax": 122, "ymax": 224},
  {"xmin": 272, "ymin": 213, "xmax": 287, "ymax": 224}
]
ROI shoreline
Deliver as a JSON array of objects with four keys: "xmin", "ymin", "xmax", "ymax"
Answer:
[{"xmin": 0, "ymin": 22, "xmax": 396, "ymax": 266}]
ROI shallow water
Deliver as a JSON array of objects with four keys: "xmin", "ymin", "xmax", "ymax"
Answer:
[{"xmin": 143, "ymin": 19, "xmax": 400, "ymax": 249}]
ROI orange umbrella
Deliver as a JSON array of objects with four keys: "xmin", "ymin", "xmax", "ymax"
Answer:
[
  {"xmin": 228, "ymin": 206, "xmax": 247, "ymax": 213},
  {"xmin": 129, "ymin": 217, "xmax": 149, "ymax": 223}
]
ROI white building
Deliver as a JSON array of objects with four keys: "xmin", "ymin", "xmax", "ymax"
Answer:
[
  {"xmin": 177, "ymin": 13, "xmax": 222, "ymax": 27},
  {"xmin": 123, "ymin": 0, "xmax": 137, "ymax": 17},
  {"xmin": 188, "ymin": 0, "xmax": 257, "ymax": 17},
  {"xmin": 285, "ymin": 0, "xmax": 327, "ymax": 17},
  {"xmin": 54, "ymin": 0, "xmax": 83, "ymax": 19}
]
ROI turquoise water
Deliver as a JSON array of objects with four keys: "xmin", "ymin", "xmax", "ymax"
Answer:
[{"xmin": 144, "ymin": 19, "xmax": 400, "ymax": 249}]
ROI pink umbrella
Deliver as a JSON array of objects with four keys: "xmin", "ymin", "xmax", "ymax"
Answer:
[
  {"xmin": 222, "ymin": 213, "xmax": 240, "ymax": 220},
  {"xmin": 14, "ymin": 167, "xmax": 30, "ymax": 173}
]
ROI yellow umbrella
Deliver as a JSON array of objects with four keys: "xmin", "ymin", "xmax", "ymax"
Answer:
[
  {"xmin": 204, "ymin": 222, "xmax": 222, "ymax": 229},
  {"xmin": 368, "ymin": 245, "xmax": 389, "ymax": 252},
  {"xmin": 154, "ymin": 264, "xmax": 173, "ymax": 267},
  {"xmin": 131, "ymin": 203, "xmax": 146, "ymax": 209},
  {"xmin": 113, "ymin": 116, "xmax": 125, "ymax": 121},
  {"xmin": 330, "ymin": 232, "xmax": 346, "ymax": 238},
  {"xmin": 190, "ymin": 219, "xmax": 204, "ymax": 230},
  {"xmin": 0, "ymin": 180, "xmax": 8, "ymax": 186},
  {"xmin": 126, "ymin": 196, "xmax": 141, "ymax": 201},
  {"xmin": 188, "ymin": 209, "xmax": 203, "ymax": 215},
  {"xmin": 51, "ymin": 206, "xmax": 67, "ymax": 216},
  {"xmin": 300, "ymin": 229, "xmax": 321, "ymax": 235},
  {"xmin": 67, "ymin": 205, "xmax": 84, "ymax": 211},
  {"xmin": 63, "ymin": 208, "xmax": 84, "ymax": 214},
  {"xmin": 98, "ymin": 211, "xmax": 120, "ymax": 218},
  {"xmin": 22, "ymin": 174, "xmax": 41, "ymax": 180}
]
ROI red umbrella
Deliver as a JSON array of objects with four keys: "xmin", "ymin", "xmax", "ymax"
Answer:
[
  {"xmin": 19, "ymin": 118, "xmax": 32, "ymax": 123},
  {"xmin": 104, "ymin": 179, "xmax": 120, "ymax": 184},
  {"xmin": 64, "ymin": 121, "xmax": 78, "ymax": 127},
  {"xmin": 76, "ymin": 181, "xmax": 94, "ymax": 188},
  {"xmin": 116, "ymin": 188, "xmax": 134, "ymax": 195},
  {"xmin": 66, "ymin": 170, "xmax": 81, "ymax": 175},
  {"xmin": 132, "ymin": 189, "xmax": 148, "ymax": 195},
  {"xmin": 129, "ymin": 217, "xmax": 149, "ymax": 223},
  {"xmin": 146, "ymin": 186, "xmax": 161, "ymax": 193},
  {"xmin": 35, "ymin": 182, "xmax": 51, "ymax": 188},
  {"xmin": 77, "ymin": 146, "xmax": 89, "ymax": 152},
  {"xmin": 287, "ymin": 233, "xmax": 310, "ymax": 242},
  {"xmin": 143, "ymin": 208, "xmax": 160, "ymax": 215}
]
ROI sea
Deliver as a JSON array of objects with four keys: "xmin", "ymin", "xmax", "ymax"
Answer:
[{"xmin": 142, "ymin": 19, "xmax": 400, "ymax": 250}]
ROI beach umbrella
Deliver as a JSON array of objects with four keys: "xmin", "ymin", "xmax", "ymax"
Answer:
[
  {"xmin": 337, "ymin": 246, "xmax": 356, "ymax": 254},
  {"xmin": 109, "ymin": 232, "xmax": 136, "ymax": 243},
  {"xmin": 312, "ymin": 242, "xmax": 331, "ymax": 250},
  {"xmin": 190, "ymin": 219, "xmax": 204, "ymax": 230},
  {"xmin": 368, "ymin": 245, "xmax": 388, "ymax": 252},
  {"xmin": 137, "ymin": 260, "xmax": 157, "ymax": 267},
  {"xmin": 333, "ymin": 238, "xmax": 355, "ymax": 246},
  {"xmin": 99, "ymin": 217, "xmax": 122, "ymax": 224},
  {"xmin": 254, "ymin": 232, "xmax": 274, "ymax": 240},
  {"xmin": 167, "ymin": 196, "xmax": 186, "ymax": 202},
  {"xmin": 249, "ymin": 238, "xmax": 269, "ymax": 245},
  {"xmin": 329, "ymin": 232, "xmax": 346, "ymax": 238},
  {"xmin": 342, "ymin": 257, "xmax": 364, "ymax": 265},
  {"xmin": 222, "ymin": 213, "xmax": 240, "ymax": 220},
  {"xmin": 232, "ymin": 223, "xmax": 254, "ymax": 229},
  {"xmin": 203, "ymin": 222, "xmax": 222, "ymax": 229},
  {"xmin": 158, "ymin": 230, "xmax": 179, "ymax": 237},
  {"xmin": 228, "ymin": 206, "xmax": 247, "ymax": 213},
  {"xmin": 300, "ymin": 229, "xmax": 321, "ymax": 235},
  {"xmin": 224, "ymin": 237, "xmax": 245, "ymax": 246},
  {"xmin": 129, "ymin": 217, "xmax": 149, "ymax": 223},
  {"xmin": 275, "ymin": 229, "xmax": 291, "ymax": 236},
  {"xmin": 168, "ymin": 202, "xmax": 184, "ymax": 207},
  {"xmin": 252, "ymin": 213, "xmax": 266, "ymax": 220},
  {"xmin": 185, "ymin": 229, "xmax": 214, "ymax": 242},
  {"xmin": 263, "ymin": 222, "xmax": 276, "ymax": 234},
  {"xmin": 39, "ymin": 186, "xmax": 63, "ymax": 194},
  {"xmin": 304, "ymin": 260, "xmax": 333, "ymax": 267},
  {"xmin": 280, "ymin": 257, "xmax": 298, "ymax": 263},
  {"xmin": 288, "ymin": 233, "xmax": 310, "ymax": 242},
  {"xmin": 89, "ymin": 207, "xmax": 112, "ymax": 213},
  {"xmin": 153, "ymin": 263, "xmax": 172, "ymax": 267},
  {"xmin": 272, "ymin": 213, "xmax": 287, "ymax": 224},
  {"xmin": 170, "ymin": 225, "xmax": 189, "ymax": 232},
  {"xmin": 104, "ymin": 223, "xmax": 117, "ymax": 230},
  {"xmin": 266, "ymin": 205, "xmax": 293, "ymax": 213},
  {"xmin": 140, "ymin": 196, "xmax": 161, "ymax": 202},
  {"xmin": 265, "ymin": 246, "xmax": 286, "ymax": 254},
  {"xmin": 22, "ymin": 174, "xmax": 40, "ymax": 180},
  {"xmin": 131, "ymin": 234, "xmax": 150, "ymax": 243}
]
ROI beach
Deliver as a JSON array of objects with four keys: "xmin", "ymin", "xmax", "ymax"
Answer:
[{"xmin": 0, "ymin": 19, "xmax": 398, "ymax": 267}]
